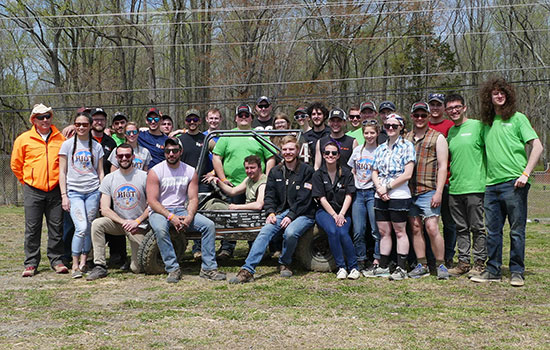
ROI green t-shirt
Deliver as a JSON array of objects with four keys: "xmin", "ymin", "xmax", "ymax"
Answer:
[
  {"xmin": 346, "ymin": 127, "xmax": 364, "ymax": 145},
  {"xmin": 111, "ymin": 133, "xmax": 126, "ymax": 146},
  {"xmin": 447, "ymin": 119, "xmax": 486, "ymax": 194},
  {"xmin": 484, "ymin": 112, "xmax": 538, "ymax": 186},
  {"xmin": 213, "ymin": 130, "xmax": 275, "ymax": 185}
]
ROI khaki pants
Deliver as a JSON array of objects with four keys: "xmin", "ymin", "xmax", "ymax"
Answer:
[{"xmin": 91, "ymin": 217, "xmax": 145, "ymax": 273}]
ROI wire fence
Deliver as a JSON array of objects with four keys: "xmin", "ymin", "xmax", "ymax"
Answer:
[{"xmin": 1, "ymin": 155, "xmax": 550, "ymax": 219}]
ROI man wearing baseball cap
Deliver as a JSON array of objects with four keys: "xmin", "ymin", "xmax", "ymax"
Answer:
[
  {"xmin": 314, "ymin": 107, "xmax": 358, "ymax": 170},
  {"xmin": 138, "ymin": 107, "xmax": 168, "ymax": 168},
  {"xmin": 111, "ymin": 112, "xmax": 128, "ymax": 146},
  {"xmin": 252, "ymin": 96, "xmax": 274, "ymax": 130},
  {"xmin": 11, "ymin": 104, "xmax": 68, "ymax": 277},
  {"xmin": 405, "ymin": 102, "xmax": 450, "ymax": 280}
]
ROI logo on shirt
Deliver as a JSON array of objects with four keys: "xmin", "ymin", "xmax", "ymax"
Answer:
[
  {"xmin": 72, "ymin": 149, "xmax": 93, "ymax": 174},
  {"xmin": 114, "ymin": 184, "xmax": 141, "ymax": 210}
]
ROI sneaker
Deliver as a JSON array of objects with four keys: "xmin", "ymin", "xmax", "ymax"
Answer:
[
  {"xmin": 470, "ymin": 270, "xmax": 501, "ymax": 283},
  {"xmin": 279, "ymin": 265, "xmax": 293, "ymax": 278},
  {"xmin": 448, "ymin": 261, "xmax": 471, "ymax": 277},
  {"xmin": 408, "ymin": 263, "xmax": 430, "ymax": 279},
  {"xmin": 468, "ymin": 260, "xmax": 485, "ymax": 278},
  {"xmin": 86, "ymin": 266, "xmax": 108, "ymax": 281},
  {"xmin": 437, "ymin": 264, "xmax": 450, "ymax": 280},
  {"xmin": 336, "ymin": 268, "xmax": 348, "ymax": 280},
  {"xmin": 389, "ymin": 266, "xmax": 408, "ymax": 281},
  {"xmin": 363, "ymin": 264, "xmax": 390, "ymax": 278},
  {"xmin": 22, "ymin": 266, "xmax": 37, "ymax": 277},
  {"xmin": 510, "ymin": 273, "xmax": 524, "ymax": 287},
  {"xmin": 193, "ymin": 251, "xmax": 202, "ymax": 261},
  {"xmin": 53, "ymin": 263, "xmax": 69, "ymax": 274},
  {"xmin": 166, "ymin": 268, "xmax": 182, "ymax": 283},
  {"xmin": 71, "ymin": 269, "xmax": 83, "ymax": 279},
  {"xmin": 199, "ymin": 269, "xmax": 226, "ymax": 281},
  {"xmin": 229, "ymin": 269, "xmax": 254, "ymax": 284},
  {"xmin": 348, "ymin": 268, "xmax": 360, "ymax": 280},
  {"xmin": 217, "ymin": 250, "xmax": 233, "ymax": 260}
]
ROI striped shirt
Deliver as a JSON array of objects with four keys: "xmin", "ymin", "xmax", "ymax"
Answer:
[{"xmin": 405, "ymin": 128, "xmax": 441, "ymax": 195}]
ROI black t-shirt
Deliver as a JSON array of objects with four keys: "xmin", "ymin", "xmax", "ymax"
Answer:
[
  {"xmin": 178, "ymin": 132, "xmax": 213, "ymax": 174},
  {"xmin": 319, "ymin": 134, "xmax": 355, "ymax": 169},
  {"xmin": 303, "ymin": 126, "xmax": 330, "ymax": 163},
  {"xmin": 252, "ymin": 117, "xmax": 273, "ymax": 130},
  {"xmin": 312, "ymin": 165, "xmax": 356, "ymax": 216},
  {"xmin": 95, "ymin": 134, "xmax": 117, "ymax": 175}
]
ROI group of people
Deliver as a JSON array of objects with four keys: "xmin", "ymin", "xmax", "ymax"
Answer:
[{"xmin": 11, "ymin": 77, "xmax": 542, "ymax": 287}]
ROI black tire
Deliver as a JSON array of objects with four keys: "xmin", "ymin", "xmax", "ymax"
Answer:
[
  {"xmin": 296, "ymin": 225, "xmax": 336, "ymax": 272},
  {"xmin": 137, "ymin": 229, "xmax": 188, "ymax": 275}
]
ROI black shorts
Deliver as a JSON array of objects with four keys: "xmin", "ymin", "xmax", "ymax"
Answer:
[{"xmin": 374, "ymin": 198, "xmax": 411, "ymax": 223}]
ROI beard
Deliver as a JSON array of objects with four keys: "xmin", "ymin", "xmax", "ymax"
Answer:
[
  {"xmin": 166, "ymin": 156, "xmax": 180, "ymax": 165},
  {"xmin": 119, "ymin": 160, "xmax": 132, "ymax": 169}
]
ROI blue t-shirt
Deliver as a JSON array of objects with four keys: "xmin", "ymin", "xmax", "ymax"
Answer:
[{"xmin": 138, "ymin": 131, "xmax": 168, "ymax": 168}]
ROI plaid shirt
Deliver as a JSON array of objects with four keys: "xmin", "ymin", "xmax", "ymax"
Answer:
[
  {"xmin": 405, "ymin": 128, "xmax": 441, "ymax": 195},
  {"xmin": 372, "ymin": 136, "xmax": 416, "ymax": 185}
]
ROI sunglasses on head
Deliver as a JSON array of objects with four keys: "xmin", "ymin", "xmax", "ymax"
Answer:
[
  {"xmin": 348, "ymin": 114, "xmax": 361, "ymax": 120},
  {"xmin": 257, "ymin": 104, "xmax": 270, "ymax": 109},
  {"xmin": 362, "ymin": 119, "xmax": 378, "ymax": 126},
  {"xmin": 164, "ymin": 148, "xmax": 181, "ymax": 154},
  {"xmin": 35, "ymin": 113, "xmax": 52, "ymax": 121},
  {"xmin": 147, "ymin": 116, "xmax": 160, "ymax": 123},
  {"xmin": 412, "ymin": 113, "xmax": 429, "ymax": 119},
  {"xmin": 126, "ymin": 130, "xmax": 138, "ymax": 136},
  {"xmin": 74, "ymin": 122, "xmax": 90, "ymax": 128},
  {"xmin": 185, "ymin": 117, "xmax": 199, "ymax": 123},
  {"xmin": 294, "ymin": 113, "xmax": 308, "ymax": 120},
  {"xmin": 116, "ymin": 153, "xmax": 132, "ymax": 160},
  {"xmin": 323, "ymin": 150, "xmax": 338, "ymax": 156},
  {"xmin": 384, "ymin": 123, "xmax": 400, "ymax": 130}
]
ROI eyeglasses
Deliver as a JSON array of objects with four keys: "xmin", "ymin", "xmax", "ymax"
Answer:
[
  {"xmin": 412, "ymin": 113, "xmax": 429, "ymax": 119},
  {"xmin": 185, "ymin": 117, "xmax": 199, "ymax": 123},
  {"xmin": 116, "ymin": 153, "xmax": 132, "ymax": 160},
  {"xmin": 164, "ymin": 148, "xmax": 181, "ymax": 154},
  {"xmin": 362, "ymin": 119, "xmax": 378, "ymax": 126},
  {"xmin": 348, "ymin": 114, "xmax": 361, "ymax": 120},
  {"xmin": 294, "ymin": 113, "xmax": 308, "ymax": 120},
  {"xmin": 384, "ymin": 123, "xmax": 400, "ymax": 130},
  {"xmin": 257, "ymin": 105, "xmax": 270, "ymax": 109},
  {"xmin": 35, "ymin": 114, "xmax": 52, "ymax": 121},
  {"xmin": 445, "ymin": 105, "xmax": 464, "ymax": 112},
  {"xmin": 323, "ymin": 150, "xmax": 338, "ymax": 156},
  {"xmin": 147, "ymin": 116, "xmax": 160, "ymax": 123},
  {"xmin": 92, "ymin": 118, "xmax": 105, "ymax": 123},
  {"xmin": 126, "ymin": 130, "xmax": 138, "ymax": 136},
  {"xmin": 74, "ymin": 122, "xmax": 90, "ymax": 128}
]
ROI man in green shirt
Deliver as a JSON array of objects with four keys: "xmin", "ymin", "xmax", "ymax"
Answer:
[
  {"xmin": 111, "ymin": 112, "xmax": 128, "ymax": 146},
  {"xmin": 444, "ymin": 94, "xmax": 487, "ymax": 278},
  {"xmin": 471, "ymin": 78, "xmax": 543, "ymax": 287}
]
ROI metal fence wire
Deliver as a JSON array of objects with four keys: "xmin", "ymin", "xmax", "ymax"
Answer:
[{"xmin": 1, "ymin": 155, "xmax": 549, "ymax": 218}]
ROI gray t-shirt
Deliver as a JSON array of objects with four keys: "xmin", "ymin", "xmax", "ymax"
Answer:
[
  {"xmin": 99, "ymin": 168, "xmax": 149, "ymax": 228},
  {"xmin": 59, "ymin": 138, "xmax": 104, "ymax": 193},
  {"xmin": 108, "ymin": 145, "xmax": 152, "ymax": 171}
]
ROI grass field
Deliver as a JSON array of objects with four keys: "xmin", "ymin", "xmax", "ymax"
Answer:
[{"xmin": 0, "ymin": 205, "xmax": 549, "ymax": 350}]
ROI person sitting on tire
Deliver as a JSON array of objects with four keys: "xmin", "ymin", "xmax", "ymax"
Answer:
[
  {"xmin": 312, "ymin": 141, "xmax": 360, "ymax": 280},
  {"xmin": 147, "ymin": 137, "xmax": 226, "ymax": 283},
  {"xmin": 86, "ymin": 144, "xmax": 150, "ymax": 280},
  {"xmin": 229, "ymin": 136, "xmax": 316, "ymax": 283}
]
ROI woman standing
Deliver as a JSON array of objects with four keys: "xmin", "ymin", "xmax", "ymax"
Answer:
[
  {"xmin": 347, "ymin": 122, "xmax": 379, "ymax": 273},
  {"xmin": 59, "ymin": 112, "xmax": 104, "ymax": 278},
  {"xmin": 369, "ymin": 114, "xmax": 415, "ymax": 281},
  {"xmin": 108, "ymin": 122, "xmax": 152, "ymax": 172},
  {"xmin": 312, "ymin": 142, "xmax": 359, "ymax": 279}
]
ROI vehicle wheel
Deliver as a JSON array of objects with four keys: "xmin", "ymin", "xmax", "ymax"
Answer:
[
  {"xmin": 296, "ymin": 225, "xmax": 336, "ymax": 272},
  {"xmin": 138, "ymin": 228, "xmax": 188, "ymax": 275}
]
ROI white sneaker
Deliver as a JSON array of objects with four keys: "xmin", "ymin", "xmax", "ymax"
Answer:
[
  {"xmin": 336, "ymin": 268, "xmax": 348, "ymax": 279},
  {"xmin": 348, "ymin": 268, "xmax": 360, "ymax": 280}
]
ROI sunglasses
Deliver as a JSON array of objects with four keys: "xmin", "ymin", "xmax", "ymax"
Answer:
[
  {"xmin": 126, "ymin": 130, "xmax": 138, "ymax": 136},
  {"xmin": 237, "ymin": 113, "xmax": 251, "ymax": 119},
  {"xmin": 147, "ymin": 116, "xmax": 160, "ymax": 123},
  {"xmin": 362, "ymin": 119, "xmax": 378, "ymax": 126},
  {"xmin": 35, "ymin": 113, "xmax": 52, "ymax": 121},
  {"xmin": 323, "ymin": 150, "xmax": 339, "ymax": 156},
  {"xmin": 257, "ymin": 105, "xmax": 270, "ymax": 109},
  {"xmin": 384, "ymin": 123, "xmax": 400, "ymax": 130},
  {"xmin": 294, "ymin": 113, "xmax": 308, "ymax": 120},
  {"xmin": 74, "ymin": 122, "xmax": 90, "ymax": 128},
  {"xmin": 116, "ymin": 153, "xmax": 132, "ymax": 160},
  {"xmin": 348, "ymin": 114, "xmax": 361, "ymax": 120},
  {"xmin": 412, "ymin": 113, "xmax": 429, "ymax": 119},
  {"xmin": 164, "ymin": 148, "xmax": 181, "ymax": 154},
  {"xmin": 185, "ymin": 117, "xmax": 199, "ymax": 123}
]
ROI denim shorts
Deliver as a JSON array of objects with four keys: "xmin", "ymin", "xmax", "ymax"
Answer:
[
  {"xmin": 374, "ymin": 198, "xmax": 411, "ymax": 223},
  {"xmin": 409, "ymin": 190, "xmax": 441, "ymax": 218}
]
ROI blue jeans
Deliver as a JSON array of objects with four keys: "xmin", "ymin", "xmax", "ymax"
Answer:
[
  {"xmin": 352, "ymin": 189, "xmax": 380, "ymax": 261},
  {"xmin": 67, "ymin": 190, "xmax": 100, "ymax": 256},
  {"xmin": 315, "ymin": 209, "xmax": 357, "ymax": 270},
  {"xmin": 242, "ymin": 210, "xmax": 314, "ymax": 274},
  {"xmin": 150, "ymin": 208, "xmax": 217, "ymax": 272},
  {"xmin": 442, "ymin": 185, "xmax": 457, "ymax": 262},
  {"xmin": 484, "ymin": 180, "xmax": 529, "ymax": 276}
]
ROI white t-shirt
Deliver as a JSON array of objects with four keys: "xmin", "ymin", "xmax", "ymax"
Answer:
[
  {"xmin": 347, "ymin": 145, "xmax": 376, "ymax": 190},
  {"xmin": 59, "ymin": 138, "xmax": 104, "ymax": 193}
]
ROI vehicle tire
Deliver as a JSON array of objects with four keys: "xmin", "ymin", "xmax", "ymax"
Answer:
[
  {"xmin": 138, "ymin": 229, "xmax": 188, "ymax": 275},
  {"xmin": 296, "ymin": 225, "xmax": 336, "ymax": 272}
]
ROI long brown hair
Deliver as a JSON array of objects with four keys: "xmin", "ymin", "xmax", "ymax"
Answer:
[{"xmin": 479, "ymin": 77, "xmax": 517, "ymax": 125}]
